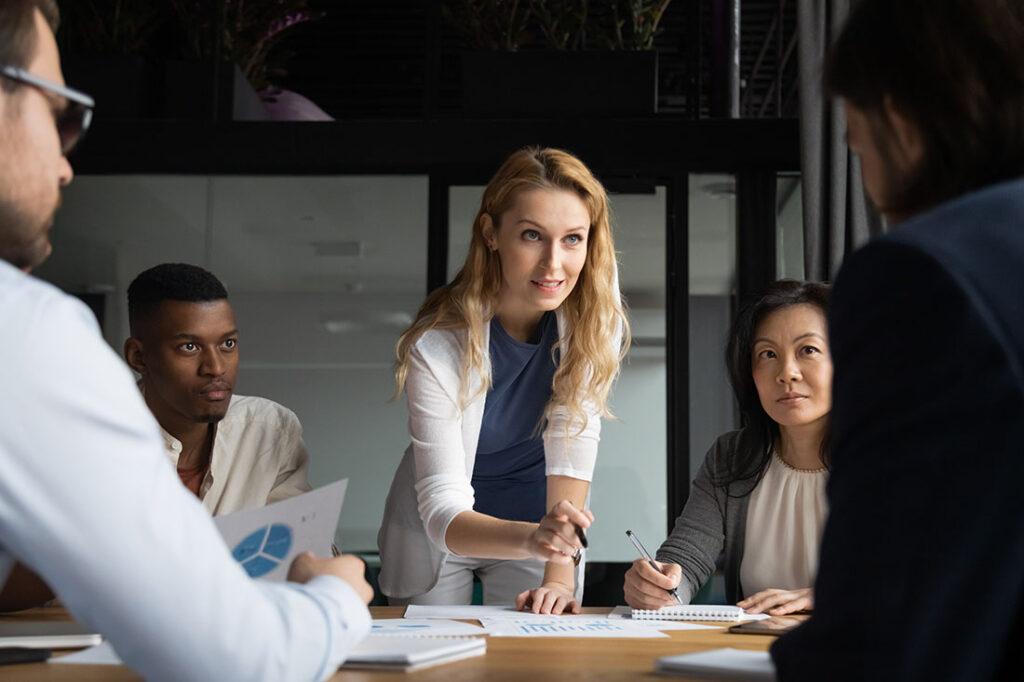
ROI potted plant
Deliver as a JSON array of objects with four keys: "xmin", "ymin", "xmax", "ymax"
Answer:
[
  {"xmin": 166, "ymin": 0, "xmax": 328, "ymax": 120},
  {"xmin": 450, "ymin": 0, "xmax": 672, "ymax": 117},
  {"xmin": 57, "ymin": 0, "xmax": 168, "ymax": 118},
  {"xmin": 58, "ymin": 0, "xmax": 327, "ymax": 121}
]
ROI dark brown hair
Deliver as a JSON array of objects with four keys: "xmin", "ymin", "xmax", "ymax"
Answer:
[
  {"xmin": 825, "ymin": 0, "xmax": 1024, "ymax": 217},
  {"xmin": 715, "ymin": 280, "xmax": 832, "ymax": 493},
  {"xmin": 0, "ymin": 0, "xmax": 59, "ymax": 92}
]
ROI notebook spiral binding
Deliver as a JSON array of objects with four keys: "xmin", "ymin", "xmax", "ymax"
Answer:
[{"xmin": 631, "ymin": 605, "xmax": 748, "ymax": 622}]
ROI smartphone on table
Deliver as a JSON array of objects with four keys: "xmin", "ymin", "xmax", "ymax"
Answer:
[{"xmin": 726, "ymin": 614, "xmax": 809, "ymax": 637}]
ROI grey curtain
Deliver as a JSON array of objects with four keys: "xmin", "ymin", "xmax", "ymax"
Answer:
[{"xmin": 797, "ymin": 0, "xmax": 883, "ymax": 282}]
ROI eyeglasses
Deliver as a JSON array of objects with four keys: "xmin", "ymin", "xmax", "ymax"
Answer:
[{"xmin": 1, "ymin": 65, "xmax": 94, "ymax": 155}]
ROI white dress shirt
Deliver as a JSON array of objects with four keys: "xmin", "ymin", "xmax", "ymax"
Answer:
[
  {"xmin": 0, "ymin": 260, "xmax": 369, "ymax": 682},
  {"xmin": 156, "ymin": 394, "xmax": 312, "ymax": 515}
]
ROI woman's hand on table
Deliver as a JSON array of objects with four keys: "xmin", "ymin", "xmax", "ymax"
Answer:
[
  {"xmin": 516, "ymin": 581, "xmax": 580, "ymax": 614},
  {"xmin": 737, "ymin": 587, "xmax": 813, "ymax": 615}
]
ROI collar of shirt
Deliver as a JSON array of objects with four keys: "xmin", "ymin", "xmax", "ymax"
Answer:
[{"xmin": 159, "ymin": 423, "xmax": 218, "ymax": 499}]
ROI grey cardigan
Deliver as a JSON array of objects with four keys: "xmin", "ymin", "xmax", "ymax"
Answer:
[{"xmin": 655, "ymin": 430, "xmax": 756, "ymax": 604}]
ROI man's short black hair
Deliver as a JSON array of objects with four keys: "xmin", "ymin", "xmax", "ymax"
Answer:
[{"xmin": 127, "ymin": 263, "xmax": 229, "ymax": 336}]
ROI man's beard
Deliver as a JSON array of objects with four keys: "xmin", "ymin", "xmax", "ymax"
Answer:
[{"xmin": 0, "ymin": 199, "xmax": 58, "ymax": 272}]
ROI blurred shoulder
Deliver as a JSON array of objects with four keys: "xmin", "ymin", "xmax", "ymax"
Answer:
[{"xmin": 0, "ymin": 266, "xmax": 100, "ymax": 343}]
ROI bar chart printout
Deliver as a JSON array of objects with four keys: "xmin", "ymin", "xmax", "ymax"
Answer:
[{"xmin": 479, "ymin": 617, "xmax": 668, "ymax": 638}]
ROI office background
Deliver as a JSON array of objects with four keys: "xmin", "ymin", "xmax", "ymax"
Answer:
[{"xmin": 37, "ymin": 0, "xmax": 828, "ymax": 603}]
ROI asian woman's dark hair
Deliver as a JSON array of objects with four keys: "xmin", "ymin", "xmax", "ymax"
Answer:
[
  {"xmin": 714, "ymin": 280, "xmax": 832, "ymax": 494},
  {"xmin": 824, "ymin": 0, "xmax": 1024, "ymax": 217}
]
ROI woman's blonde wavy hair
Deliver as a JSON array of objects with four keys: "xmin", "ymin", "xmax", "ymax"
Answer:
[{"xmin": 394, "ymin": 146, "xmax": 630, "ymax": 431}]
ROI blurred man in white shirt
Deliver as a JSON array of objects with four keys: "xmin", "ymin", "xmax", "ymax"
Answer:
[{"xmin": 0, "ymin": 3, "xmax": 373, "ymax": 679}]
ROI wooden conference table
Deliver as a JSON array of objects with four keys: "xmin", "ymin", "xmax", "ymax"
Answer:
[{"xmin": 1, "ymin": 606, "xmax": 783, "ymax": 681}]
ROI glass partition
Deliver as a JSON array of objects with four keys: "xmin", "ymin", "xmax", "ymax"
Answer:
[
  {"xmin": 776, "ymin": 173, "xmax": 804, "ymax": 280},
  {"xmin": 688, "ymin": 174, "xmax": 740, "ymax": 480},
  {"xmin": 36, "ymin": 175, "xmax": 429, "ymax": 552}
]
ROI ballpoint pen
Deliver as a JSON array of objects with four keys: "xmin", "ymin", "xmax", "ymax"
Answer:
[
  {"xmin": 571, "ymin": 524, "xmax": 588, "ymax": 566},
  {"xmin": 626, "ymin": 529, "xmax": 683, "ymax": 605}
]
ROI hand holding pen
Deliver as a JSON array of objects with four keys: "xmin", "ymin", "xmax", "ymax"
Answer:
[
  {"xmin": 623, "ymin": 529, "xmax": 685, "ymax": 609},
  {"xmin": 527, "ymin": 499, "xmax": 593, "ymax": 565},
  {"xmin": 518, "ymin": 500, "xmax": 591, "ymax": 615}
]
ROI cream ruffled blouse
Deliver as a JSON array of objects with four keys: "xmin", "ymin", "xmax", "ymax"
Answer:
[{"xmin": 740, "ymin": 452, "xmax": 828, "ymax": 598}]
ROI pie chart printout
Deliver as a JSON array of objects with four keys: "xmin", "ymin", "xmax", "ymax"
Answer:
[
  {"xmin": 232, "ymin": 524, "xmax": 293, "ymax": 578},
  {"xmin": 213, "ymin": 479, "xmax": 349, "ymax": 582}
]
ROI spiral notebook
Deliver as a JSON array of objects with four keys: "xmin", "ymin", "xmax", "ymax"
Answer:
[
  {"xmin": 341, "ymin": 635, "xmax": 486, "ymax": 672},
  {"xmin": 654, "ymin": 648, "xmax": 775, "ymax": 680},
  {"xmin": 631, "ymin": 605, "xmax": 759, "ymax": 622}
]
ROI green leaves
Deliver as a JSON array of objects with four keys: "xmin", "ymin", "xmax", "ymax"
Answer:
[
  {"xmin": 442, "ymin": 0, "xmax": 673, "ymax": 52},
  {"xmin": 442, "ymin": 0, "xmax": 534, "ymax": 52},
  {"xmin": 165, "ymin": 0, "xmax": 325, "ymax": 90},
  {"xmin": 59, "ymin": 0, "xmax": 166, "ymax": 56}
]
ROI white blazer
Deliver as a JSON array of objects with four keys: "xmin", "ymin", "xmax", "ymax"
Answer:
[{"xmin": 377, "ymin": 309, "xmax": 605, "ymax": 598}]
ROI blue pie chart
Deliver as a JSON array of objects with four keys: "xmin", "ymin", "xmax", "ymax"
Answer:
[{"xmin": 232, "ymin": 524, "xmax": 293, "ymax": 578}]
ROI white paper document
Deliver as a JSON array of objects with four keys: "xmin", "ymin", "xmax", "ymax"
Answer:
[
  {"xmin": 370, "ymin": 619, "xmax": 484, "ymax": 636},
  {"xmin": 213, "ymin": 479, "xmax": 348, "ymax": 582},
  {"xmin": 344, "ymin": 635, "xmax": 486, "ymax": 671},
  {"xmin": 479, "ymin": 615, "xmax": 669, "ymax": 638},
  {"xmin": 0, "ymin": 621, "xmax": 102, "ymax": 649},
  {"xmin": 51, "ymin": 642, "xmax": 123, "ymax": 666},
  {"xmin": 654, "ymin": 647, "xmax": 776, "ymax": 680},
  {"xmin": 403, "ymin": 604, "xmax": 532, "ymax": 620}
]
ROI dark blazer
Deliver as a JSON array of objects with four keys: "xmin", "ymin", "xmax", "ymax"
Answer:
[{"xmin": 772, "ymin": 176, "xmax": 1024, "ymax": 680}]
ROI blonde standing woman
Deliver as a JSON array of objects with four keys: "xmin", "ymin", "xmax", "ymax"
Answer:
[{"xmin": 378, "ymin": 147, "xmax": 629, "ymax": 614}]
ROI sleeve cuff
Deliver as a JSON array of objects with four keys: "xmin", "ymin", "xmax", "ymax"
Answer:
[
  {"xmin": 544, "ymin": 466, "xmax": 595, "ymax": 482},
  {"xmin": 304, "ymin": 574, "xmax": 372, "ymax": 643}
]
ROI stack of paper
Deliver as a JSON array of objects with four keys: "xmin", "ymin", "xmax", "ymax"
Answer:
[
  {"xmin": 655, "ymin": 648, "xmax": 776, "ymax": 680},
  {"xmin": 342, "ymin": 636, "xmax": 486, "ymax": 672},
  {"xmin": 0, "ymin": 622, "xmax": 102, "ymax": 649}
]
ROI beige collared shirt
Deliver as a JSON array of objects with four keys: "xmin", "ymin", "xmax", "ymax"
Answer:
[{"xmin": 159, "ymin": 394, "xmax": 312, "ymax": 516}]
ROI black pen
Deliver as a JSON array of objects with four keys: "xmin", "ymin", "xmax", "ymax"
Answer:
[
  {"xmin": 574, "ymin": 524, "xmax": 588, "ymax": 548},
  {"xmin": 571, "ymin": 524, "xmax": 588, "ymax": 566},
  {"xmin": 626, "ymin": 529, "xmax": 683, "ymax": 605}
]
